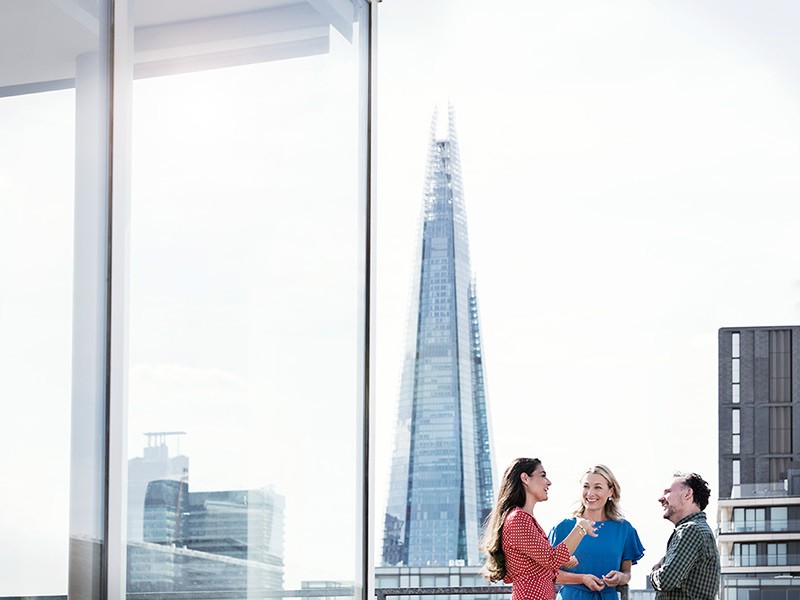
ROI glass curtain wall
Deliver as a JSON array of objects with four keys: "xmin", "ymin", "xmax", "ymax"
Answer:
[
  {"xmin": 126, "ymin": 1, "xmax": 371, "ymax": 596},
  {"xmin": 0, "ymin": 1, "xmax": 111, "ymax": 597},
  {"xmin": 0, "ymin": 1, "xmax": 373, "ymax": 598},
  {"xmin": 0, "ymin": 88, "xmax": 77, "ymax": 596}
]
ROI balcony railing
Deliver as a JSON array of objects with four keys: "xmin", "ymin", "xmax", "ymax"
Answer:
[
  {"xmin": 719, "ymin": 520, "xmax": 798, "ymax": 534},
  {"xmin": 375, "ymin": 586, "xmax": 511, "ymax": 600},
  {"xmin": 721, "ymin": 554, "xmax": 800, "ymax": 568},
  {"xmin": 375, "ymin": 585, "xmax": 641, "ymax": 600},
  {"xmin": 730, "ymin": 482, "xmax": 788, "ymax": 499}
]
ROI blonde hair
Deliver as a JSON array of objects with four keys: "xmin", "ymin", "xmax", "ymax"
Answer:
[{"xmin": 571, "ymin": 464, "xmax": 624, "ymax": 521}]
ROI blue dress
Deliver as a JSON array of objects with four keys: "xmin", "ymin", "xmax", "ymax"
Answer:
[{"xmin": 548, "ymin": 518, "xmax": 645, "ymax": 600}]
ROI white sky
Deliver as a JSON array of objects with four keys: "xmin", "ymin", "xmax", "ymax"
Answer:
[{"xmin": 3, "ymin": 0, "xmax": 800, "ymax": 595}]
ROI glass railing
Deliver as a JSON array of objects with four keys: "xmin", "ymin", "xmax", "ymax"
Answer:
[
  {"xmin": 375, "ymin": 585, "xmax": 511, "ymax": 600},
  {"xmin": 721, "ymin": 554, "xmax": 800, "ymax": 568},
  {"xmin": 730, "ymin": 483, "xmax": 789, "ymax": 499},
  {"xmin": 375, "ymin": 585, "xmax": 639, "ymax": 600},
  {"xmin": 719, "ymin": 520, "xmax": 798, "ymax": 534}
]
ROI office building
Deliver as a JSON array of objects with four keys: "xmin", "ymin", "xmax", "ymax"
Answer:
[
  {"xmin": 127, "ymin": 439, "xmax": 285, "ymax": 592},
  {"xmin": 128, "ymin": 432, "xmax": 189, "ymax": 542},
  {"xmin": 382, "ymin": 106, "xmax": 495, "ymax": 569},
  {"xmin": 718, "ymin": 326, "xmax": 800, "ymax": 600}
]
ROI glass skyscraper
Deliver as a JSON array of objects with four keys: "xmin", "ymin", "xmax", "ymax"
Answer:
[
  {"xmin": 382, "ymin": 106, "xmax": 494, "ymax": 568},
  {"xmin": 127, "ymin": 437, "xmax": 285, "ymax": 593}
]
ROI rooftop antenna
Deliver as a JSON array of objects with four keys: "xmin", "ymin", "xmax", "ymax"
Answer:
[{"xmin": 143, "ymin": 431, "xmax": 187, "ymax": 455}]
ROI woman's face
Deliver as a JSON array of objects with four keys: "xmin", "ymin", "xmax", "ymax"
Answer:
[
  {"xmin": 581, "ymin": 472, "xmax": 613, "ymax": 514},
  {"xmin": 521, "ymin": 463, "xmax": 552, "ymax": 503}
]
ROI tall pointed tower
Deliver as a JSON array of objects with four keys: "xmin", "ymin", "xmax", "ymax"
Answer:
[{"xmin": 382, "ymin": 106, "xmax": 494, "ymax": 567}]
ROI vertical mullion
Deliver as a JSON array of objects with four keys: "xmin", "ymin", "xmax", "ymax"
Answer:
[
  {"xmin": 105, "ymin": 0, "xmax": 133, "ymax": 597},
  {"xmin": 359, "ymin": 2, "xmax": 378, "ymax": 599}
]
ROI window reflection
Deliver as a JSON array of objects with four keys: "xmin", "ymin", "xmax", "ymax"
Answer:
[{"xmin": 127, "ymin": 0, "xmax": 367, "ymax": 594}]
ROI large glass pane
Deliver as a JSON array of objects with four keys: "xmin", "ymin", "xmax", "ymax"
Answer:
[
  {"xmin": 126, "ymin": 1, "xmax": 368, "ymax": 596},
  {"xmin": 0, "ymin": 89, "xmax": 74, "ymax": 597},
  {"xmin": 771, "ymin": 506, "xmax": 788, "ymax": 532},
  {"xmin": 0, "ymin": 2, "xmax": 110, "ymax": 597}
]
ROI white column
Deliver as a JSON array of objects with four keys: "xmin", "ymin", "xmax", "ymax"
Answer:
[
  {"xmin": 68, "ymin": 1, "xmax": 133, "ymax": 597},
  {"xmin": 69, "ymin": 48, "xmax": 109, "ymax": 600}
]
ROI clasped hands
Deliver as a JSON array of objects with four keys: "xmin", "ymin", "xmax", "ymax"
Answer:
[{"xmin": 577, "ymin": 570, "xmax": 628, "ymax": 591}]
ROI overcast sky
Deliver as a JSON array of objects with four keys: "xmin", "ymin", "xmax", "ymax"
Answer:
[{"xmin": 4, "ymin": 0, "xmax": 800, "ymax": 595}]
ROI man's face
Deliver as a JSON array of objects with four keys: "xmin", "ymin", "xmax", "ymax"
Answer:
[{"xmin": 658, "ymin": 478, "xmax": 691, "ymax": 524}]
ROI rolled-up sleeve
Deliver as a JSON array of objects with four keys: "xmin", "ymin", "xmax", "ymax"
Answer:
[{"xmin": 651, "ymin": 527, "xmax": 699, "ymax": 591}]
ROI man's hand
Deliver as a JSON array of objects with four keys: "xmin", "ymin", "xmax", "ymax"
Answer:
[
  {"xmin": 652, "ymin": 557, "xmax": 664, "ymax": 571},
  {"xmin": 564, "ymin": 555, "xmax": 579, "ymax": 570}
]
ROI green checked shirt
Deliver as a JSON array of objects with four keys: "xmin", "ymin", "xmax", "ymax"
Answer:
[{"xmin": 651, "ymin": 511, "xmax": 720, "ymax": 600}]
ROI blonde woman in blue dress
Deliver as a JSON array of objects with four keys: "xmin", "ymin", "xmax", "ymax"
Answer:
[{"xmin": 548, "ymin": 465, "xmax": 645, "ymax": 600}]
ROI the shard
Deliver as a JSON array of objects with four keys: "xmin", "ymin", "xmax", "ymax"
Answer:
[{"xmin": 382, "ymin": 106, "xmax": 494, "ymax": 567}]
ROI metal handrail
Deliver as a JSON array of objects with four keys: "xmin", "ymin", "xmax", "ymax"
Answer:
[{"xmin": 375, "ymin": 587, "xmax": 512, "ymax": 600}]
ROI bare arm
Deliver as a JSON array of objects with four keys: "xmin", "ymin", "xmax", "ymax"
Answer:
[
  {"xmin": 559, "ymin": 517, "xmax": 598, "ymax": 555},
  {"xmin": 555, "ymin": 569, "xmax": 605, "ymax": 591}
]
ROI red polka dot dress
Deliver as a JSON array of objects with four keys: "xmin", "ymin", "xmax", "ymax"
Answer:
[{"xmin": 502, "ymin": 507, "xmax": 572, "ymax": 600}]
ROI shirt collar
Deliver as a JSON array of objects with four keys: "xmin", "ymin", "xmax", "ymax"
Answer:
[{"xmin": 675, "ymin": 510, "xmax": 707, "ymax": 527}]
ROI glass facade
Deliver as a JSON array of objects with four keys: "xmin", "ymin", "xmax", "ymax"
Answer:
[
  {"xmin": 382, "ymin": 107, "xmax": 494, "ymax": 568},
  {"xmin": 0, "ymin": 1, "xmax": 375, "ymax": 597},
  {"xmin": 0, "ymin": 2, "xmax": 112, "ymax": 596},
  {"xmin": 0, "ymin": 74, "xmax": 77, "ymax": 599}
]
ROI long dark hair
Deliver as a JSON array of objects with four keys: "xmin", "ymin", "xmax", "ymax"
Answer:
[{"xmin": 479, "ymin": 458, "xmax": 541, "ymax": 582}]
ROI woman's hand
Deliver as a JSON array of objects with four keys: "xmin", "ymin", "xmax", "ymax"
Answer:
[
  {"xmin": 601, "ymin": 570, "xmax": 629, "ymax": 587},
  {"xmin": 575, "ymin": 517, "xmax": 598, "ymax": 537},
  {"xmin": 580, "ymin": 574, "xmax": 605, "ymax": 591}
]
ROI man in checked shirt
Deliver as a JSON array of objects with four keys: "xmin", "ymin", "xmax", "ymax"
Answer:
[{"xmin": 650, "ymin": 472, "xmax": 720, "ymax": 600}]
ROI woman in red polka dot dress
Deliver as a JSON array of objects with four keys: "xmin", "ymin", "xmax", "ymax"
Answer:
[{"xmin": 480, "ymin": 458, "xmax": 598, "ymax": 600}]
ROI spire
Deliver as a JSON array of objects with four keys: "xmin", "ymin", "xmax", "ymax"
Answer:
[{"xmin": 381, "ymin": 106, "xmax": 493, "ymax": 567}]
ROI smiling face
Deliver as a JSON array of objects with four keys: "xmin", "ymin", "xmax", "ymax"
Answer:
[
  {"xmin": 659, "ymin": 477, "xmax": 693, "ymax": 524},
  {"xmin": 521, "ymin": 463, "xmax": 552, "ymax": 503},
  {"xmin": 581, "ymin": 472, "xmax": 613, "ymax": 517}
]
